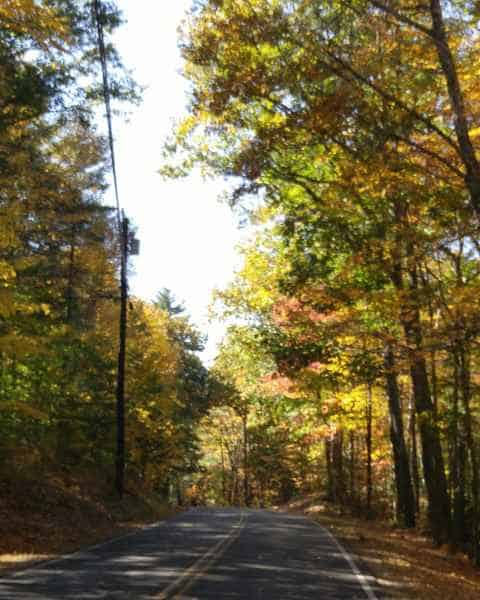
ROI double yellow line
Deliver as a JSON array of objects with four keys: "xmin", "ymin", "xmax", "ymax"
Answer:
[{"xmin": 156, "ymin": 512, "xmax": 247, "ymax": 599}]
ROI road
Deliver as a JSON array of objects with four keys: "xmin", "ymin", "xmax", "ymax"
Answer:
[{"xmin": 0, "ymin": 508, "xmax": 382, "ymax": 599}]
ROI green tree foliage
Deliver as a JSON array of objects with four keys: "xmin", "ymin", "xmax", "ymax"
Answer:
[
  {"xmin": 166, "ymin": 0, "xmax": 480, "ymax": 560},
  {"xmin": 0, "ymin": 2, "xmax": 211, "ymax": 502}
]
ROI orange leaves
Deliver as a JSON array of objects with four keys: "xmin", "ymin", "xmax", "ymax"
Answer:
[
  {"xmin": 261, "ymin": 370, "xmax": 296, "ymax": 395},
  {"xmin": 271, "ymin": 288, "xmax": 342, "ymax": 330}
]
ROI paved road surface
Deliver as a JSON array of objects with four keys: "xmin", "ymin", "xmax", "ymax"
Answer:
[{"xmin": 0, "ymin": 508, "xmax": 382, "ymax": 599}]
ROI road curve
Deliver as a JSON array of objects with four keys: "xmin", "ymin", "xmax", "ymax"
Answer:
[{"xmin": 0, "ymin": 508, "xmax": 382, "ymax": 599}]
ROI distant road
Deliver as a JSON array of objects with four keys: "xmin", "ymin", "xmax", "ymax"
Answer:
[{"xmin": 0, "ymin": 508, "xmax": 381, "ymax": 599}]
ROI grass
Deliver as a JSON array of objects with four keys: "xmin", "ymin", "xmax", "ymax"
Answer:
[{"xmin": 281, "ymin": 495, "xmax": 480, "ymax": 599}]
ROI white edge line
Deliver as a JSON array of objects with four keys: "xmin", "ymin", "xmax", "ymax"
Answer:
[
  {"xmin": 5, "ymin": 513, "xmax": 181, "ymax": 580},
  {"xmin": 5, "ymin": 510, "xmax": 377, "ymax": 599},
  {"xmin": 313, "ymin": 521, "xmax": 379, "ymax": 600}
]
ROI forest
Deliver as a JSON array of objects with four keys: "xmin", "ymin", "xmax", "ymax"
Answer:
[
  {"xmin": 165, "ymin": 0, "xmax": 480, "ymax": 567},
  {"xmin": 2, "ymin": 0, "xmax": 480, "ymax": 577},
  {"xmin": 0, "ymin": 0, "xmax": 210, "ymax": 519}
]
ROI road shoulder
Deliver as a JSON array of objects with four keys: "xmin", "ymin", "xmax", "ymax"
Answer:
[
  {"xmin": 278, "ymin": 495, "xmax": 480, "ymax": 600},
  {"xmin": 0, "ymin": 472, "xmax": 179, "ymax": 576}
]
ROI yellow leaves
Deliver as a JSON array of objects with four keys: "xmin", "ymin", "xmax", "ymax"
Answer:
[
  {"xmin": 0, "ymin": 261, "xmax": 16, "ymax": 282},
  {"xmin": 257, "ymin": 41, "xmax": 281, "ymax": 62},
  {"xmin": 0, "ymin": 261, "xmax": 16, "ymax": 318},
  {"xmin": 40, "ymin": 303, "xmax": 50, "ymax": 316},
  {"xmin": 257, "ymin": 108, "xmax": 286, "ymax": 130},
  {"xmin": 0, "ymin": 0, "xmax": 70, "ymax": 46},
  {"xmin": 177, "ymin": 115, "xmax": 199, "ymax": 140},
  {"xmin": 135, "ymin": 407, "xmax": 151, "ymax": 423},
  {"xmin": 469, "ymin": 127, "xmax": 480, "ymax": 139}
]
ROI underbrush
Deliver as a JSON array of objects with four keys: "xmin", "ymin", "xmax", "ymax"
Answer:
[{"xmin": 0, "ymin": 467, "xmax": 176, "ymax": 573}]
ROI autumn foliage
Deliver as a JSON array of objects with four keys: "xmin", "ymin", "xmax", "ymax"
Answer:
[
  {"xmin": 166, "ymin": 0, "xmax": 480, "ymax": 564},
  {"xmin": 0, "ymin": 2, "xmax": 209, "ymax": 511}
]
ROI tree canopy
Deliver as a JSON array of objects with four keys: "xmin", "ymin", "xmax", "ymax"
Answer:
[
  {"xmin": 0, "ymin": 1, "xmax": 212, "ymax": 504},
  {"xmin": 164, "ymin": 0, "xmax": 480, "ymax": 563}
]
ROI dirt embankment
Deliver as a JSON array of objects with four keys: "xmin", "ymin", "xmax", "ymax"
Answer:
[
  {"xmin": 280, "ymin": 496, "xmax": 480, "ymax": 600},
  {"xmin": 0, "ymin": 471, "xmax": 176, "ymax": 574}
]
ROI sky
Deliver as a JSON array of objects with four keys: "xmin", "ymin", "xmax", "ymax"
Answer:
[{"xmin": 106, "ymin": 1, "xmax": 247, "ymax": 364}]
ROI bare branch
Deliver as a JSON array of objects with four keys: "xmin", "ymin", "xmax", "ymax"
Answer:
[{"xmin": 367, "ymin": 0, "xmax": 433, "ymax": 37}]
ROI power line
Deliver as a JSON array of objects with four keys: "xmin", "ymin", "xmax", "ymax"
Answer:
[{"xmin": 93, "ymin": 0, "xmax": 122, "ymax": 231}]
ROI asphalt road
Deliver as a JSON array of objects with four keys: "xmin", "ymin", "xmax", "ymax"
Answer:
[{"xmin": 0, "ymin": 508, "xmax": 382, "ymax": 599}]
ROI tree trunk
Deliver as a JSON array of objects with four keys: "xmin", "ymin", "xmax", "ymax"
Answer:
[
  {"xmin": 325, "ymin": 437, "xmax": 334, "ymax": 501},
  {"xmin": 242, "ymin": 411, "xmax": 250, "ymax": 506},
  {"xmin": 459, "ymin": 346, "xmax": 480, "ymax": 565},
  {"xmin": 451, "ymin": 350, "xmax": 466, "ymax": 550},
  {"xmin": 176, "ymin": 478, "xmax": 183, "ymax": 506},
  {"xmin": 429, "ymin": 0, "xmax": 480, "ymax": 215},
  {"xmin": 220, "ymin": 441, "xmax": 227, "ymax": 504},
  {"xmin": 66, "ymin": 226, "xmax": 76, "ymax": 325},
  {"xmin": 406, "ymin": 333, "xmax": 450, "ymax": 544},
  {"xmin": 384, "ymin": 345, "xmax": 416, "ymax": 527},
  {"xmin": 430, "ymin": 347, "xmax": 439, "ymax": 414},
  {"xmin": 390, "ymin": 225, "xmax": 450, "ymax": 543},
  {"xmin": 349, "ymin": 430, "xmax": 356, "ymax": 506},
  {"xmin": 366, "ymin": 385, "xmax": 373, "ymax": 516},
  {"xmin": 231, "ymin": 467, "xmax": 238, "ymax": 505},
  {"xmin": 408, "ymin": 394, "xmax": 420, "ymax": 514},
  {"xmin": 332, "ymin": 429, "xmax": 345, "ymax": 505}
]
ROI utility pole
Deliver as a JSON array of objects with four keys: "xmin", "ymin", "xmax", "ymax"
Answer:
[
  {"xmin": 115, "ymin": 213, "xmax": 128, "ymax": 498},
  {"xmin": 94, "ymin": 0, "xmax": 139, "ymax": 499}
]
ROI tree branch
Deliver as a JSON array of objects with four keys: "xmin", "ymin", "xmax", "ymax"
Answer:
[
  {"xmin": 366, "ymin": 0, "xmax": 433, "ymax": 37},
  {"xmin": 321, "ymin": 49, "xmax": 460, "ymax": 153}
]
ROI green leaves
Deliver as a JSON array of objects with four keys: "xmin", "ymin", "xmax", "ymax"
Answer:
[{"xmin": 174, "ymin": 2, "xmax": 480, "ymax": 540}]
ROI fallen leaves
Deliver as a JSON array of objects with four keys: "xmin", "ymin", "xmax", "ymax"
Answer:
[{"xmin": 281, "ymin": 495, "xmax": 480, "ymax": 600}]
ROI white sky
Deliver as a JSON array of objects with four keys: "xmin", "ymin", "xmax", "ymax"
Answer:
[{"xmin": 106, "ymin": 1, "xmax": 247, "ymax": 364}]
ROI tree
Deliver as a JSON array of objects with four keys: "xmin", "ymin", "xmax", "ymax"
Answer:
[
  {"xmin": 154, "ymin": 288, "xmax": 186, "ymax": 316},
  {"xmin": 164, "ymin": 0, "xmax": 480, "ymax": 554}
]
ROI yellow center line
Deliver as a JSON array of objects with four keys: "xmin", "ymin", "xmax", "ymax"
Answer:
[{"xmin": 156, "ymin": 513, "xmax": 247, "ymax": 600}]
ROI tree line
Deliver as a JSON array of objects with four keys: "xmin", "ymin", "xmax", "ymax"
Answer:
[
  {"xmin": 0, "ymin": 1, "xmax": 210, "ymax": 500},
  {"xmin": 165, "ymin": 0, "xmax": 480, "ymax": 564}
]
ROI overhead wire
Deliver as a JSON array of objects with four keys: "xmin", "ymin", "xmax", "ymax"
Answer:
[{"xmin": 93, "ymin": 0, "xmax": 122, "ymax": 232}]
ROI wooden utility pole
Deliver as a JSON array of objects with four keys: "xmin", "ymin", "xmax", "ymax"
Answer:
[
  {"xmin": 115, "ymin": 214, "xmax": 128, "ymax": 498},
  {"xmin": 242, "ymin": 410, "xmax": 249, "ymax": 506},
  {"xmin": 93, "ymin": 1, "xmax": 139, "ymax": 500}
]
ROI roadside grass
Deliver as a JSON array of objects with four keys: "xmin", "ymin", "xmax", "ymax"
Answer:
[
  {"xmin": 280, "ymin": 495, "xmax": 480, "ymax": 600},
  {"xmin": 0, "ymin": 470, "xmax": 177, "ymax": 574}
]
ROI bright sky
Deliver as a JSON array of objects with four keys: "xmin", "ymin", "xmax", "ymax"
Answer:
[{"xmin": 107, "ymin": 1, "xmax": 246, "ymax": 364}]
